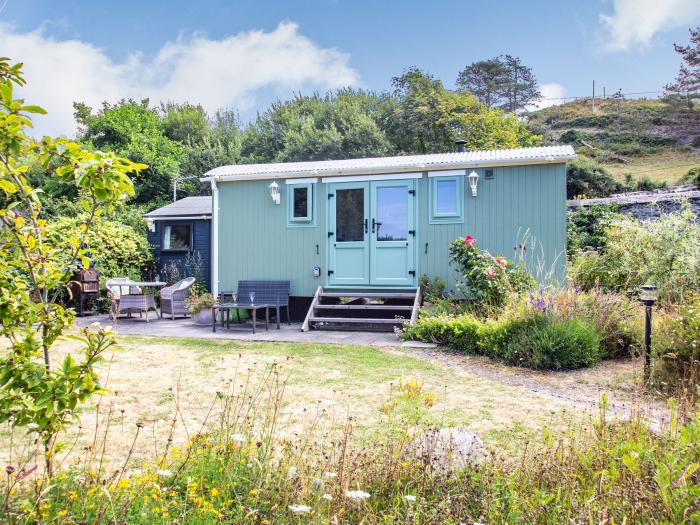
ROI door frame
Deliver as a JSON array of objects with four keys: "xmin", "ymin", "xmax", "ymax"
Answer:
[{"xmin": 326, "ymin": 177, "xmax": 419, "ymax": 288}]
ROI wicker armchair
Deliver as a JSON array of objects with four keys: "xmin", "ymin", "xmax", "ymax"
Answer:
[
  {"xmin": 160, "ymin": 277, "xmax": 196, "ymax": 319},
  {"xmin": 105, "ymin": 278, "xmax": 144, "ymax": 321}
]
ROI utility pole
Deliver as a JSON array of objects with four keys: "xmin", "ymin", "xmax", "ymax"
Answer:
[
  {"xmin": 592, "ymin": 80, "xmax": 595, "ymax": 113},
  {"xmin": 603, "ymin": 86, "xmax": 606, "ymax": 99}
]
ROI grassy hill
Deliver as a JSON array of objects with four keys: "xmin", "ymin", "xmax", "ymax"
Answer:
[{"xmin": 527, "ymin": 98, "xmax": 700, "ymax": 185}]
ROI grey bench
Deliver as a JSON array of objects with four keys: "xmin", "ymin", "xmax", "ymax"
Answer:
[{"xmin": 214, "ymin": 280, "xmax": 290, "ymax": 333}]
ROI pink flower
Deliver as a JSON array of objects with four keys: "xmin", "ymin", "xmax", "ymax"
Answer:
[
  {"xmin": 495, "ymin": 257, "xmax": 507, "ymax": 268},
  {"xmin": 484, "ymin": 267, "xmax": 495, "ymax": 280},
  {"xmin": 464, "ymin": 235, "xmax": 476, "ymax": 247}
]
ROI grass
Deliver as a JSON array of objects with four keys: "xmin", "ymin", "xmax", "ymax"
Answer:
[
  {"xmin": 605, "ymin": 149, "xmax": 700, "ymax": 185},
  {"xmin": 0, "ymin": 335, "xmax": 583, "ymax": 473}
]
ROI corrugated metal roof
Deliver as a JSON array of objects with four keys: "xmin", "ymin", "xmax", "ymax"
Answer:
[
  {"xmin": 203, "ymin": 145, "xmax": 576, "ymax": 181},
  {"xmin": 144, "ymin": 196, "xmax": 212, "ymax": 218}
]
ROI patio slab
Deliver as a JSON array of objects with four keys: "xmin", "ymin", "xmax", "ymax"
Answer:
[{"xmin": 74, "ymin": 314, "xmax": 401, "ymax": 346}]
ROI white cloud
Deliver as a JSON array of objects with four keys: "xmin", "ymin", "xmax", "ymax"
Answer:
[
  {"xmin": 529, "ymin": 83, "xmax": 566, "ymax": 110},
  {"xmin": 600, "ymin": 0, "xmax": 700, "ymax": 52},
  {"xmin": 0, "ymin": 22, "xmax": 359, "ymax": 137}
]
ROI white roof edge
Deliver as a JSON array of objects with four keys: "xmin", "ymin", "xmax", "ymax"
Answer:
[
  {"xmin": 143, "ymin": 214, "xmax": 212, "ymax": 220},
  {"xmin": 200, "ymin": 146, "xmax": 576, "ymax": 183}
]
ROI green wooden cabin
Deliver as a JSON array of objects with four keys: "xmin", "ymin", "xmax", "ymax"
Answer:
[{"xmin": 203, "ymin": 145, "xmax": 575, "ymax": 326}]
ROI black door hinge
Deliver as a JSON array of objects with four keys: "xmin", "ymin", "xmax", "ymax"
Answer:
[
  {"xmin": 328, "ymin": 193, "xmax": 334, "ymax": 199},
  {"xmin": 409, "ymin": 270, "xmax": 416, "ymax": 276},
  {"xmin": 328, "ymin": 270, "xmax": 334, "ymax": 276},
  {"xmin": 408, "ymin": 189, "xmax": 415, "ymax": 196},
  {"xmin": 408, "ymin": 230, "xmax": 415, "ymax": 236},
  {"xmin": 328, "ymin": 231, "xmax": 334, "ymax": 237}
]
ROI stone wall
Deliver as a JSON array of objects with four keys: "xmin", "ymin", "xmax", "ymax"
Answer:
[{"xmin": 567, "ymin": 185, "xmax": 700, "ymax": 222}]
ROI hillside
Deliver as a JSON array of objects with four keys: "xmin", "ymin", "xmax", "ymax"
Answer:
[{"xmin": 527, "ymin": 98, "xmax": 700, "ymax": 185}]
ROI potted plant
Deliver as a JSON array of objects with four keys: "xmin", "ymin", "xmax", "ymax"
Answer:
[{"xmin": 186, "ymin": 292, "xmax": 217, "ymax": 326}]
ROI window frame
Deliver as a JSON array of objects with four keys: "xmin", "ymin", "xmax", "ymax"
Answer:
[
  {"xmin": 429, "ymin": 174, "xmax": 464, "ymax": 224},
  {"xmin": 287, "ymin": 182, "xmax": 315, "ymax": 227},
  {"xmin": 161, "ymin": 222, "xmax": 193, "ymax": 252}
]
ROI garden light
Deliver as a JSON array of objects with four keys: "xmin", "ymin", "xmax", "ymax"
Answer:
[
  {"xmin": 145, "ymin": 217, "xmax": 155, "ymax": 232},
  {"xmin": 268, "ymin": 181, "xmax": 281, "ymax": 205},
  {"xmin": 639, "ymin": 284, "xmax": 657, "ymax": 383},
  {"xmin": 468, "ymin": 170, "xmax": 479, "ymax": 197}
]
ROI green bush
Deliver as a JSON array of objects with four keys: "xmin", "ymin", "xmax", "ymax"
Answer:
[
  {"xmin": 567, "ymin": 204, "xmax": 621, "ymax": 255},
  {"xmin": 565, "ymin": 158, "xmax": 624, "ymax": 199},
  {"xmin": 399, "ymin": 314, "xmax": 480, "ymax": 352},
  {"xmin": 569, "ymin": 204, "xmax": 700, "ymax": 304},
  {"xmin": 681, "ymin": 166, "xmax": 700, "ymax": 186},
  {"xmin": 495, "ymin": 315, "xmax": 603, "ymax": 370},
  {"xmin": 45, "ymin": 215, "xmax": 152, "ymax": 280}
]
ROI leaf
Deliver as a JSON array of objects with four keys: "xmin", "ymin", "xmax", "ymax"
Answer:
[
  {"xmin": 0, "ymin": 178, "xmax": 17, "ymax": 194},
  {"xmin": 81, "ymin": 256, "xmax": 90, "ymax": 270},
  {"xmin": 21, "ymin": 104, "xmax": 47, "ymax": 115}
]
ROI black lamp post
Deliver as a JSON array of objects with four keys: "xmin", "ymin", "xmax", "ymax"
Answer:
[{"xmin": 639, "ymin": 284, "xmax": 658, "ymax": 383}]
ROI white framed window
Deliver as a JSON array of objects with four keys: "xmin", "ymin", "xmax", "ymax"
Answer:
[
  {"xmin": 162, "ymin": 223, "xmax": 192, "ymax": 250},
  {"xmin": 287, "ymin": 182, "xmax": 315, "ymax": 226},
  {"xmin": 429, "ymin": 175, "xmax": 464, "ymax": 224}
]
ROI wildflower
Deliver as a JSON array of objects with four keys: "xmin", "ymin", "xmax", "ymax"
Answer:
[
  {"xmin": 26, "ymin": 423, "xmax": 39, "ymax": 430},
  {"xmin": 231, "ymin": 433, "xmax": 246, "ymax": 443},
  {"xmin": 464, "ymin": 235, "xmax": 476, "ymax": 246},
  {"xmin": 322, "ymin": 493, "xmax": 333, "ymax": 501},
  {"xmin": 346, "ymin": 490, "xmax": 370, "ymax": 500},
  {"xmin": 287, "ymin": 466, "xmax": 298, "ymax": 479},
  {"xmin": 495, "ymin": 256, "xmax": 507, "ymax": 267},
  {"xmin": 288, "ymin": 504, "xmax": 312, "ymax": 514},
  {"xmin": 323, "ymin": 471, "xmax": 337, "ymax": 478},
  {"xmin": 484, "ymin": 267, "xmax": 495, "ymax": 280},
  {"xmin": 404, "ymin": 494, "xmax": 417, "ymax": 502},
  {"xmin": 155, "ymin": 469, "xmax": 172, "ymax": 478}
]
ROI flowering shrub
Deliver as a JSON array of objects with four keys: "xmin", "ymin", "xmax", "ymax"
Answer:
[
  {"xmin": 185, "ymin": 292, "xmax": 217, "ymax": 314},
  {"xmin": 449, "ymin": 234, "xmax": 534, "ymax": 310}
]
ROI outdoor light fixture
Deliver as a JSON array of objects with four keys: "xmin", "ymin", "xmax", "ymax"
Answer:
[
  {"xmin": 639, "ymin": 284, "xmax": 658, "ymax": 383},
  {"xmin": 468, "ymin": 170, "xmax": 479, "ymax": 197},
  {"xmin": 145, "ymin": 217, "xmax": 155, "ymax": 232},
  {"xmin": 268, "ymin": 181, "xmax": 281, "ymax": 205}
]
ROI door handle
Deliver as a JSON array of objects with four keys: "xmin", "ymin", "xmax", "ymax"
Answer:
[
  {"xmin": 364, "ymin": 218, "xmax": 368, "ymax": 234},
  {"xmin": 371, "ymin": 218, "xmax": 375, "ymax": 233}
]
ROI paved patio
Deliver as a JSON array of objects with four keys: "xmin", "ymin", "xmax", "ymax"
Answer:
[{"xmin": 74, "ymin": 314, "xmax": 401, "ymax": 346}]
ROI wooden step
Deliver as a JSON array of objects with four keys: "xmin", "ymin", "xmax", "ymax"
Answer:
[
  {"xmin": 315, "ymin": 304, "xmax": 413, "ymax": 310},
  {"xmin": 309, "ymin": 317, "xmax": 404, "ymax": 324},
  {"xmin": 320, "ymin": 291, "xmax": 416, "ymax": 299}
]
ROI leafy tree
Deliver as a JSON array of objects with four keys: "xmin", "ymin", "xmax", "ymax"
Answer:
[
  {"xmin": 500, "ymin": 55, "xmax": 541, "ymax": 113},
  {"xmin": 456, "ymin": 58, "xmax": 508, "ymax": 108},
  {"xmin": 241, "ymin": 89, "xmax": 391, "ymax": 162},
  {"xmin": 665, "ymin": 26, "xmax": 699, "ymax": 109},
  {"xmin": 74, "ymin": 99, "xmax": 184, "ymax": 204},
  {"xmin": 384, "ymin": 68, "xmax": 540, "ymax": 154},
  {"xmin": 160, "ymin": 102, "xmax": 210, "ymax": 145},
  {"xmin": 0, "ymin": 59, "xmax": 144, "ymax": 475}
]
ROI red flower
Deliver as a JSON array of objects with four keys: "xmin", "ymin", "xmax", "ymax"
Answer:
[
  {"xmin": 464, "ymin": 235, "xmax": 476, "ymax": 247},
  {"xmin": 495, "ymin": 256, "xmax": 507, "ymax": 268},
  {"xmin": 484, "ymin": 267, "xmax": 495, "ymax": 280}
]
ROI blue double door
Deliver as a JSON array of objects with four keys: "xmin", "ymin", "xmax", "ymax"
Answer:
[{"xmin": 328, "ymin": 179, "xmax": 417, "ymax": 287}]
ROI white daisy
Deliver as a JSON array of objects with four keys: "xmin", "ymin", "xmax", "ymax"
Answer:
[
  {"xmin": 404, "ymin": 494, "xmax": 417, "ymax": 502},
  {"xmin": 346, "ymin": 490, "xmax": 370, "ymax": 500},
  {"xmin": 288, "ymin": 504, "xmax": 311, "ymax": 514}
]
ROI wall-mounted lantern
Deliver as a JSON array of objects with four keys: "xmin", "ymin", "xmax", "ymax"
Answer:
[
  {"xmin": 268, "ymin": 181, "xmax": 281, "ymax": 205},
  {"xmin": 639, "ymin": 284, "xmax": 658, "ymax": 383},
  {"xmin": 468, "ymin": 170, "xmax": 479, "ymax": 197},
  {"xmin": 145, "ymin": 217, "xmax": 155, "ymax": 232}
]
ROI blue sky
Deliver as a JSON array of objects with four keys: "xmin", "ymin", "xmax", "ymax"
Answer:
[{"xmin": 2, "ymin": 0, "xmax": 699, "ymax": 136}]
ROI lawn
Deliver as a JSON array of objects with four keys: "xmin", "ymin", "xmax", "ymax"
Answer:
[{"xmin": 1, "ymin": 335, "xmax": 588, "ymax": 471}]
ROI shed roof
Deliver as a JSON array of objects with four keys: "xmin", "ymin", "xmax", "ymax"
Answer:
[
  {"xmin": 203, "ymin": 145, "xmax": 576, "ymax": 182},
  {"xmin": 144, "ymin": 196, "xmax": 212, "ymax": 219}
]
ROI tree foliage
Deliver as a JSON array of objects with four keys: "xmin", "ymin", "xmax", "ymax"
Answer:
[
  {"xmin": 0, "ymin": 59, "xmax": 144, "ymax": 475},
  {"xmin": 457, "ymin": 55, "xmax": 541, "ymax": 113},
  {"xmin": 665, "ymin": 26, "xmax": 699, "ymax": 109}
]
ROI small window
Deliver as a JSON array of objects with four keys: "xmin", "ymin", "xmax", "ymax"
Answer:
[
  {"xmin": 163, "ymin": 224, "xmax": 191, "ymax": 250},
  {"xmin": 287, "ymin": 182, "xmax": 314, "ymax": 226},
  {"xmin": 430, "ymin": 175, "xmax": 464, "ymax": 224}
]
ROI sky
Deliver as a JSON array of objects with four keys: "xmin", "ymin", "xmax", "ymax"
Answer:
[{"xmin": 1, "ymin": 0, "xmax": 699, "ymax": 137}]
